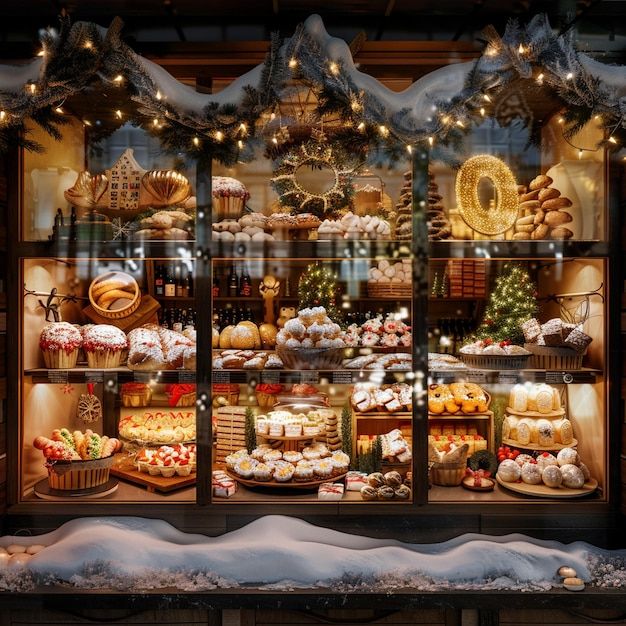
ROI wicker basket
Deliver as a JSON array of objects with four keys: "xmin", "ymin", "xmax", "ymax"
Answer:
[
  {"xmin": 367, "ymin": 283, "xmax": 412, "ymax": 298},
  {"xmin": 88, "ymin": 271, "xmax": 140, "ymax": 319},
  {"xmin": 459, "ymin": 353, "xmax": 530, "ymax": 370},
  {"xmin": 523, "ymin": 344, "xmax": 583, "ymax": 370},
  {"xmin": 430, "ymin": 462, "xmax": 466, "ymax": 487},
  {"xmin": 47, "ymin": 455, "xmax": 115, "ymax": 491},
  {"xmin": 213, "ymin": 383, "xmax": 240, "ymax": 406},
  {"xmin": 121, "ymin": 383, "xmax": 152, "ymax": 408},
  {"xmin": 276, "ymin": 346, "xmax": 345, "ymax": 370}
]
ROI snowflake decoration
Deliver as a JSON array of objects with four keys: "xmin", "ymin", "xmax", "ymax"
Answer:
[
  {"xmin": 111, "ymin": 218, "xmax": 133, "ymax": 241},
  {"xmin": 61, "ymin": 384, "xmax": 74, "ymax": 395}
]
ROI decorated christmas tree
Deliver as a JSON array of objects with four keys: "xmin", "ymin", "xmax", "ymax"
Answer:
[
  {"xmin": 476, "ymin": 263, "xmax": 537, "ymax": 344},
  {"xmin": 298, "ymin": 262, "xmax": 342, "ymax": 323}
]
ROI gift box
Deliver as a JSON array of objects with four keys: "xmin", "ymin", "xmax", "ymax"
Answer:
[
  {"xmin": 345, "ymin": 471, "xmax": 368, "ymax": 491},
  {"xmin": 318, "ymin": 482, "xmax": 345, "ymax": 501},
  {"xmin": 212, "ymin": 470, "xmax": 237, "ymax": 498}
]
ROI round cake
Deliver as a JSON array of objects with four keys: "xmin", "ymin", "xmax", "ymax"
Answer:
[
  {"xmin": 39, "ymin": 322, "xmax": 83, "ymax": 369},
  {"xmin": 82, "ymin": 324, "xmax": 128, "ymax": 368},
  {"xmin": 212, "ymin": 176, "xmax": 250, "ymax": 219}
]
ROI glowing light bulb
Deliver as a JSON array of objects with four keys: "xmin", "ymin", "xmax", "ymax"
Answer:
[
  {"xmin": 215, "ymin": 130, "xmax": 224, "ymax": 142},
  {"xmin": 480, "ymin": 107, "xmax": 486, "ymax": 116},
  {"xmin": 536, "ymin": 73, "xmax": 544, "ymax": 84},
  {"xmin": 153, "ymin": 118, "xmax": 159, "ymax": 126},
  {"xmin": 238, "ymin": 140, "xmax": 244, "ymax": 149},
  {"xmin": 608, "ymin": 136, "xmax": 618, "ymax": 144},
  {"xmin": 288, "ymin": 57, "xmax": 297, "ymax": 69},
  {"xmin": 428, "ymin": 136, "xmax": 434, "ymax": 147},
  {"xmin": 566, "ymin": 72, "xmax": 574, "ymax": 80},
  {"xmin": 193, "ymin": 136, "xmax": 200, "ymax": 146},
  {"xmin": 115, "ymin": 109, "xmax": 122, "ymax": 119},
  {"xmin": 406, "ymin": 144, "xmax": 413, "ymax": 154},
  {"xmin": 239, "ymin": 122, "xmax": 247, "ymax": 135},
  {"xmin": 0, "ymin": 111, "xmax": 5, "ymax": 121},
  {"xmin": 329, "ymin": 61, "xmax": 339, "ymax": 75},
  {"xmin": 54, "ymin": 106, "xmax": 63, "ymax": 114},
  {"xmin": 83, "ymin": 40, "xmax": 93, "ymax": 50},
  {"xmin": 357, "ymin": 122, "xmax": 365, "ymax": 131},
  {"xmin": 156, "ymin": 90, "xmax": 162, "ymax": 100},
  {"xmin": 518, "ymin": 43, "xmax": 526, "ymax": 54},
  {"xmin": 113, "ymin": 74, "xmax": 124, "ymax": 83}
]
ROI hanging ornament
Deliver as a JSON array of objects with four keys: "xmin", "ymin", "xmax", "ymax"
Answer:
[
  {"xmin": 77, "ymin": 383, "xmax": 102, "ymax": 422},
  {"xmin": 111, "ymin": 217, "xmax": 133, "ymax": 241}
]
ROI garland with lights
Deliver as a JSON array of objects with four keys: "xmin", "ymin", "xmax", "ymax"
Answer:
[
  {"xmin": 271, "ymin": 141, "xmax": 357, "ymax": 216},
  {"xmin": 297, "ymin": 263, "xmax": 342, "ymax": 324},
  {"xmin": 1, "ymin": 12, "xmax": 626, "ymax": 160},
  {"xmin": 475, "ymin": 263, "xmax": 538, "ymax": 345}
]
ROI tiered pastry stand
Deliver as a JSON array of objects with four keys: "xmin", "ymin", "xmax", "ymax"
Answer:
[{"xmin": 500, "ymin": 407, "xmax": 578, "ymax": 452}]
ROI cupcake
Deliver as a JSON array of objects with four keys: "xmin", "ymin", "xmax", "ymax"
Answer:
[
  {"xmin": 251, "ymin": 446, "xmax": 271, "ymax": 461},
  {"xmin": 253, "ymin": 463, "xmax": 273, "ymax": 482},
  {"xmin": 314, "ymin": 458, "xmax": 333, "ymax": 479},
  {"xmin": 212, "ymin": 176, "xmax": 250, "ymax": 219},
  {"xmin": 234, "ymin": 457, "xmax": 256, "ymax": 479},
  {"xmin": 39, "ymin": 322, "xmax": 82, "ymax": 368},
  {"xmin": 294, "ymin": 461, "xmax": 314, "ymax": 481},
  {"xmin": 302, "ymin": 447, "xmax": 322, "ymax": 461},
  {"xmin": 82, "ymin": 324, "xmax": 128, "ymax": 368},
  {"xmin": 283, "ymin": 451, "xmax": 303, "ymax": 465},
  {"xmin": 274, "ymin": 464, "xmax": 295, "ymax": 482},
  {"xmin": 263, "ymin": 449, "xmax": 283, "ymax": 463}
]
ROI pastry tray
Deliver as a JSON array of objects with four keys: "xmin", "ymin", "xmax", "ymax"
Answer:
[
  {"xmin": 500, "ymin": 437, "xmax": 578, "ymax": 452},
  {"xmin": 226, "ymin": 470, "xmax": 347, "ymax": 490},
  {"xmin": 496, "ymin": 475, "xmax": 598, "ymax": 498}
]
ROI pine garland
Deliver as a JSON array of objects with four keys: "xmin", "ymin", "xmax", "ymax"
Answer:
[
  {"xmin": 244, "ymin": 407, "xmax": 256, "ymax": 454},
  {"xmin": 340, "ymin": 404, "xmax": 353, "ymax": 466}
]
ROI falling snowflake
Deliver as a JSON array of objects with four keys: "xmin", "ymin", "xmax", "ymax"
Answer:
[
  {"xmin": 111, "ymin": 218, "xmax": 133, "ymax": 241},
  {"xmin": 61, "ymin": 384, "xmax": 74, "ymax": 395}
]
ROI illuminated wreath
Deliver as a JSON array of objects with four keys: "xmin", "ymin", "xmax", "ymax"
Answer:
[
  {"xmin": 455, "ymin": 154, "xmax": 519, "ymax": 236},
  {"xmin": 271, "ymin": 141, "xmax": 356, "ymax": 217}
]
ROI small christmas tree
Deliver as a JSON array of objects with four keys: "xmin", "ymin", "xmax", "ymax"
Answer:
[
  {"xmin": 298, "ymin": 262, "xmax": 342, "ymax": 323},
  {"xmin": 476, "ymin": 262, "xmax": 537, "ymax": 344},
  {"xmin": 340, "ymin": 404, "xmax": 353, "ymax": 466},
  {"xmin": 373, "ymin": 435, "xmax": 383, "ymax": 473},
  {"xmin": 245, "ymin": 407, "xmax": 256, "ymax": 453}
]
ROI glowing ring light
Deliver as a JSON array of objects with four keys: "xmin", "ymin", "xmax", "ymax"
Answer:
[{"xmin": 455, "ymin": 154, "xmax": 519, "ymax": 236}]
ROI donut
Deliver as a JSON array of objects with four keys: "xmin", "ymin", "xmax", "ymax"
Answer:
[
  {"xmin": 561, "ymin": 464, "xmax": 585, "ymax": 489},
  {"xmin": 557, "ymin": 448, "xmax": 579, "ymax": 467},
  {"xmin": 542, "ymin": 465, "xmax": 563, "ymax": 488},
  {"xmin": 497, "ymin": 459, "xmax": 521, "ymax": 482},
  {"xmin": 520, "ymin": 462, "xmax": 542, "ymax": 485}
]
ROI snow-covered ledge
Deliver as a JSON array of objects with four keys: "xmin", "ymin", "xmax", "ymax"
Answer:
[{"xmin": 0, "ymin": 516, "xmax": 624, "ymax": 595}]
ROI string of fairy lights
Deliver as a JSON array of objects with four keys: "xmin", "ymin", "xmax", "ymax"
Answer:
[{"xmin": 0, "ymin": 13, "xmax": 625, "ymax": 161}]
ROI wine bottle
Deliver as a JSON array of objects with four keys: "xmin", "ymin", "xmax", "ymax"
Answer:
[
  {"xmin": 175, "ymin": 265, "xmax": 184, "ymax": 297},
  {"xmin": 228, "ymin": 266, "xmax": 239, "ymax": 297},
  {"xmin": 155, "ymin": 264, "xmax": 164, "ymax": 297},
  {"xmin": 164, "ymin": 265, "xmax": 176, "ymax": 297},
  {"xmin": 184, "ymin": 270, "xmax": 193, "ymax": 298},
  {"xmin": 239, "ymin": 265, "xmax": 252, "ymax": 297}
]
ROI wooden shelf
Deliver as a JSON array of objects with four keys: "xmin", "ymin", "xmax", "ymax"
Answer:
[
  {"xmin": 429, "ymin": 367, "xmax": 601, "ymax": 384},
  {"xmin": 24, "ymin": 367, "xmax": 195, "ymax": 384}
]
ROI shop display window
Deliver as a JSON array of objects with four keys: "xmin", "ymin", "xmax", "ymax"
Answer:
[{"xmin": 12, "ymin": 67, "xmax": 612, "ymax": 510}]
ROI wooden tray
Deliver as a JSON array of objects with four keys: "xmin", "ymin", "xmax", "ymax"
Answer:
[
  {"xmin": 496, "ymin": 475, "xmax": 598, "ymax": 498},
  {"xmin": 501, "ymin": 437, "xmax": 578, "ymax": 452},
  {"xmin": 110, "ymin": 456, "xmax": 196, "ymax": 493},
  {"xmin": 226, "ymin": 470, "xmax": 347, "ymax": 490},
  {"xmin": 506, "ymin": 407, "xmax": 565, "ymax": 418}
]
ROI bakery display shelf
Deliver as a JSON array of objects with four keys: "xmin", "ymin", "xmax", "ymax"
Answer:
[
  {"xmin": 256, "ymin": 432, "xmax": 327, "ymax": 442},
  {"xmin": 226, "ymin": 470, "xmax": 348, "ymax": 491},
  {"xmin": 428, "ymin": 412, "xmax": 493, "ymax": 420},
  {"xmin": 354, "ymin": 411, "xmax": 412, "ymax": 419},
  {"xmin": 154, "ymin": 296, "xmax": 195, "ymax": 303},
  {"xmin": 495, "ymin": 475, "xmax": 598, "ymax": 498},
  {"xmin": 210, "ymin": 239, "xmax": 412, "ymax": 260},
  {"xmin": 26, "ymin": 239, "xmax": 196, "ymax": 260},
  {"xmin": 110, "ymin": 455, "xmax": 196, "ymax": 493},
  {"xmin": 213, "ymin": 369, "xmax": 411, "ymax": 384},
  {"xmin": 505, "ymin": 407, "xmax": 566, "ymax": 418},
  {"xmin": 428, "ymin": 239, "xmax": 608, "ymax": 260},
  {"xmin": 428, "ymin": 368, "xmax": 601, "ymax": 384},
  {"xmin": 25, "ymin": 367, "xmax": 196, "ymax": 384},
  {"xmin": 500, "ymin": 437, "xmax": 578, "ymax": 452}
]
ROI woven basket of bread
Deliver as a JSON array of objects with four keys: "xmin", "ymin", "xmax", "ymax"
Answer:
[
  {"xmin": 430, "ymin": 462, "xmax": 466, "ymax": 486},
  {"xmin": 89, "ymin": 271, "xmax": 140, "ymax": 319},
  {"xmin": 367, "ymin": 283, "xmax": 412, "ymax": 298},
  {"xmin": 47, "ymin": 455, "xmax": 115, "ymax": 490}
]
